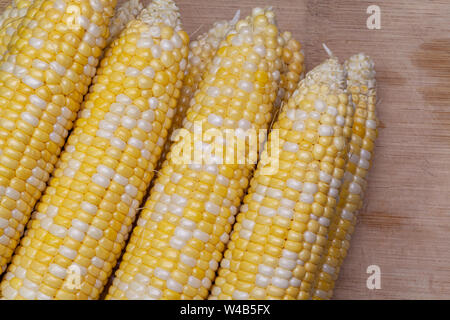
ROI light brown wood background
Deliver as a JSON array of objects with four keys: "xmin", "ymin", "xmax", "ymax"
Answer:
[{"xmin": 1, "ymin": 0, "xmax": 450, "ymax": 299}]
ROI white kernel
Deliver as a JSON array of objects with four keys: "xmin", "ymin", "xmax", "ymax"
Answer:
[
  {"xmin": 169, "ymin": 236, "xmax": 185, "ymax": 250},
  {"xmin": 304, "ymin": 231, "xmax": 317, "ymax": 243},
  {"xmin": 303, "ymin": 182, "xmax": 318, "ymax": 194},
  {"xmin": 170, "ymin": 172, "xmax": 182, "ymax": 183},
  {"xmin": 137, "ymin": 38, "xmax": 153, "ymax": 48},
  {"xmin": 21, "ymin": 112, "xmax": 39, "ymax": 127},
  {"xmin": 97, "ymin": 165, "xmax": 114, "ymax": 179},
  {"xmin": 121, "ymin": 116, "xmax": 136, "ymax": 129},
  {"xmin": 290, "ymin": 278, "xmax": 301, "ymax": 288},
  {"xmin": 300, "ymin": 193, "xmax": 314, "ymax": 204},
  {"xmin": 327, "ymin": 106, "xmax": 338, "ymax": 116},
  {"xmin": 160, "ymin": 39, "xmax": 173, "ymax": 51},
  {"xmin": 148, "ymin": 97, "xmax": 158, "ymax": 109},
  {"xmin": 137, "ymin": 120, "xmax": 152, "ymax": 133},
  {"xmin": 360, "ymin": 149, "xmax": 372, "ymax": 160},
  {"xmin": 328, "ymin": 187, "xmax": 339, "ymax": 197},
  {"xmin": 109, "ymin": 139, "xmax": 126, "ymax": 152},
  {"xmin": 366, "ymin": 119, "xmax": 377, "ymax": 129},
  {"xmin": 319, "ymin": 171, "xmax": 332, "ymax": 183},
  {"xmin": 19, "ymin": 286, "xmax": 36, "ymax": 299},
  {"xmin": 323, "ymin": 264, "xmax": 336, "ymax": 275},
  {"xmin": 318, "ymin": 125, "xmax": 334, "ymax": 136},
  {"xmin": 180, "ymin": 254, "xmax": 196, "ymax": 267},
  {"xmin": 206, "ymin": 86, "xmax": 220, "ymax": 97},
  {"xmin": 319, "ymin": 216, "xmax": 330, "ymax": 227},
  {"xmin": 232, "ymin": 290, "xmax": 249, "ymax": 299},
  {"xmin": 81, "ymin": 201, "xmax": 97, "ymax": 214},
  {"xmin": 125, "ymin": 184, "xmax": 138, "ymax": 197},
  {"xmin": 359, "ymin": 158, "xmax": 370, "ymax": 169},
  {"xmin": 59, "ymin": 245, "xmax": 77, "ymax": 260},
  {"xmin": 280, "ymin": 198, "xmax": 295, "ymax": 208},
  {"xmin": 283, "ymin": 141, "xmax": 299, "ymax": 153},
  {"xmin": 258, "ymin": 264, "xmax": 274, "ymax": 277},
  {"xmin": 29, "ymin": 37, "xmax": 43, "ymax": 49},
  {"xmin": 87, "ymin": 226, "xmax": 103, "ymax": 240},
  {"xmin": 116, "ymin": 94, "xmax": 132, "ymax": 104},
  {"xmin": 349, "ymin": 182, "xmax": 362, "ymax": 194},
  {"xmin": 277, "ymin": 207, "xmax": 293, "ymax": 219},
  {"xmin": 68, "ymin": 227, "xmax": 84, "ymax": 241},
  {"xmin": 243, "ymin": 61, "xmax": 258, "ymax": 72},
  {"xmin": 253, "ymin": 44, "xmax": 266, "ymax": 57},
  {"xmin": 129, "ymin": 137, "xmax": 144, "ymax": 149},
  {"xmin": 5, "ymin": 187, "xmax": 20, "ymax": 200},
  {"xmin": 259, "ymin": 206, "xmax": 276, "ymax": 217},
  {"xmin": 238, "ymin": 80, "xmax": 254, "ymax": 93},
  {"xmin": 49, "ymin": 224, "xmax": 67, "ymax": 238},
  {"xmin": 217, "ymin": 175, "xmax": 229, "ymax": 187},
  {"xmin": 125, "ymin": 67, "xmax": 140, "ymax": 77},
  {"xmin": 151, "ymin": 45, "xmax": 161, "ymax": 59},
  {"xmin": 292, "ymin": 120, "xmax": 305, "ymax": 131},
  {"xmin": 314, "ymin": 99, "xmax": 326, "ymax": 112},
  {"xmin": 92, "ymin": 173, "xmax": 110, "ymax": 188},
  {"xmin": 336, "ymin": 115, "xmax": 345, "ymax": 126},
  {"xmin": 341, "ymin": 209, "xmax": 354, "ymax": 221},
  {"xmin": 330, "ymin": 178, "xmax": 341, "ymax": 188},
  {"xmin": 310, "ymin": 111, "xmax": 321, "ymax": 120},
  {"xmin": 23, "ymin": 76, "xmax": 42, "ymax": 89},
  {"xmin": 286, "ymin": 178, "xmax": 302, "ymax": 191},
  {"xmin": 207, "ymin": 113, "xmax": 223, "ymax": 127},
  {"xmin": 88, "ymin": 23, "xmax": 101, "ymax": 37},
  {"xmin": 172, "ymin": 194, "xmax": 187, "ymax": 207},
  {"xmin": 142, "ymin": 67, "xmax": 155, "ymax": 78},
  {"xmin": 205, "ymin": 202, "xmax": 220, "ymax": 215},
  {"xmin": 255, "ymin": 274, "xmax": 270, "ymax": 287},
  {"xmin": 50, "ymin": 61, "xmax": 66, "ymax": 76}
]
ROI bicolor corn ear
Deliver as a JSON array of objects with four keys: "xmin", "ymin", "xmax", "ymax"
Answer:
[
  {"xmin": 0, "ymin": 0, "xmax": 117, "ymax": 278},
  {"xmin": 107, "ymin": 7, "xmax": 286, "ymax": 300},
  {"xmin": 210, "ymin": 56, "xmax": 351, "ymax": 300},
  {"xmin": 313, "ymin": 53, "xmax": 377, "ymax": 300},
  {"xmin": 0, "ymin": 0, "xmax": 190, "ymax": 299}
]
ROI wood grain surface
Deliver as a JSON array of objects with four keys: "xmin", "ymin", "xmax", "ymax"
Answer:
[{"xmin": 1, "ymin": 0, "xmax": 450, "ymax": 300}]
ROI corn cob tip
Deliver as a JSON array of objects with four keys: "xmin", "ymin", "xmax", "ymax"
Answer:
[
  {"xmin": 345, "ymin": 53, "xmax": 376, "ymax": 89},
  {"xmin": 139, "ymin": 0, "xmax": 181, "ymax": 29},
  {"xmin": 107, "ymin": 0, "xmax": 145, "ymax": 44},
  {"xmin": 304, "ymin": 54, "xmax": 346, "ymax": 92}
]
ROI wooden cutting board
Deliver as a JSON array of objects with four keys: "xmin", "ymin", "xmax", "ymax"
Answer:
[{"xmin": 1, "ymin": 0, "xmax": 449, "ymax": 299}]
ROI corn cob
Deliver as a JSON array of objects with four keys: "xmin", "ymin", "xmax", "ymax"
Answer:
[
  {"xmin": 291, "ymin": 47, "xmax": 354, "ymax": 300},
  {"xmin": 0, "ymin": 0, "xmax": 34, "ymax": 59},
  {"xmin": 106, "ymin": 7, "xmax": 284, "ymax": 300},
  {"xmin": 210, "ymin": 55, "xmax": 349, "ymax": 300},
  {"xmin": 0, "ymin": 0, "xmax": 117, "ymax": 274},
  {"xmin": 158, "ymin": 11, "xmax": 240, "ymax": 163},
  {"xmin": 312, "ymin": 53, "xmax": 377, "ymax": 300},
  {"xmin": 0, "ymin": 0, "xmax": 189, "ymax": 300}
]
